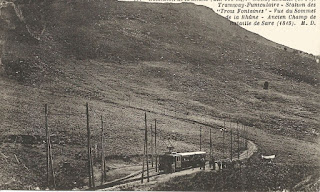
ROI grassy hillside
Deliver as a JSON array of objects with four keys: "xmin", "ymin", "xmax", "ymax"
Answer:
[{"xmin": 0, "ymin": 0, "xmax": 319, "ymax": 190}]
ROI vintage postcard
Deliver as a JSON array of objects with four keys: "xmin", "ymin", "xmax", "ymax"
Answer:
[{"xmin": 0, "ymin": 0, "xmax": 319, "ymax": 191}]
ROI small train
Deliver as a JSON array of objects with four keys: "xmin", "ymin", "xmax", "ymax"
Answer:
[{"xmin": 158, "ymin": 151, "xmax": 206, "ymax": 173}]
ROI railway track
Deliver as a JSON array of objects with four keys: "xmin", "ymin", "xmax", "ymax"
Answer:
[
  {"xmin": 90, "ymin": 168, "xmax": 156, "ymax": 190},
  {"xmin": 90, "ymin": 140, "xmax": 257, "ymax": 190}
]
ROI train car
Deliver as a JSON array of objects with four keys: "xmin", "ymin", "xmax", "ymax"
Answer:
[{"xmin": 159, "ymin": 151, "xmax": 206, "ymax": 173}]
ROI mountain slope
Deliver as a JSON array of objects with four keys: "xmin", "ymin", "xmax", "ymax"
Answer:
[{"xmin": 0, "ymin": 0, "xmax": 319, "ymax": 189}]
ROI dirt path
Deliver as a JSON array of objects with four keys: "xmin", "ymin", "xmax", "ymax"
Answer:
[{"xmin": 99, "ymin": 140, "xmax": 258, "ymax": 191}]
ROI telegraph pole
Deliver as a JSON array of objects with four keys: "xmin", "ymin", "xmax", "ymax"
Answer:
[
  {"xmin": 210, "ymin": 128, "xmax": 212, "ymax": 167},
  {"xmin": 230, "ymin": 129, "xmax": 233, "ymax": 161},
  {"xmin": 48, "ymin": 136, "xmax": 56, "ymax": 188},
  {"xmin": 200, "ymin": 127, "xmax": 202, "ymax": 151},
  {"xmin": 86, "ymin": 103, "xmax": 93, "ymax": 188},
  {"xmin": 243, "ymin": 124, "xmax": 245, "ymax": 149},
  {"xmin": 145, "ymin": 112, "xmax": 149, "ymax": 182},
  {"xmin": 150, "ymin": 124, "xmax": 153, "ymax": 168},
  {"xmin": 155, "ymin": 119, "xmax": 157, "ymax": 172},
  {"xmin": 45, "ymin": 104, "xmax": 55, "ymax": 189},
  {"xmin": 244, "ymin": 125, "xmax": 248, "ymax": 149},
  {"xmin": 223, "ymin": 120, "xmax": 225, "ymax": 157},
  {"xmin": 141, "ymin": 113, "xmax": 146, "ymax": 183},
  {"xmin": 243, "ymin": 124, "xmax": 245, "ymax": 148},
  {"xmin": 45, "ymin": 104, "xmax": 50, "ymax": 188},
  {"xmin": 101, "ymin": 115, "xmax": 106, "ymax": 184},
  {"xmin": 210, "ymin": 129, "xmax": 212, "ymax": 156},
  {"xmin": 90, "ymin": 152, "xmax": 95, "ymax": 188},
  {"xmin": 141, "ymin": 135, "xmax": 145, "ymax": 183},
  {"xmin": 237, "ymin": 122, "xmax": 240, "ymax": 160}
]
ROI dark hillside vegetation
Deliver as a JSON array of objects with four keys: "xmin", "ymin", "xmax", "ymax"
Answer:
[{"xmin": 0, "ymin": 0, "xmax": 319, "ymax": 189}]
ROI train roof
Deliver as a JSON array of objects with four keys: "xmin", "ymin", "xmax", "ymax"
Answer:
[
  {"xmin": 161, "ymin": 151, "xmax": 206, "ymax": 157},
  {"xmin": 177, "ymin": 151, "xmax": 206, "ymax": 156}
]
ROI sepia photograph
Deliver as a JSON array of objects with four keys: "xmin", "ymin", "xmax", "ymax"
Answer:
[{"xmin": 0, "ymin": 0, "xmax": 319, "ymax": 191}]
